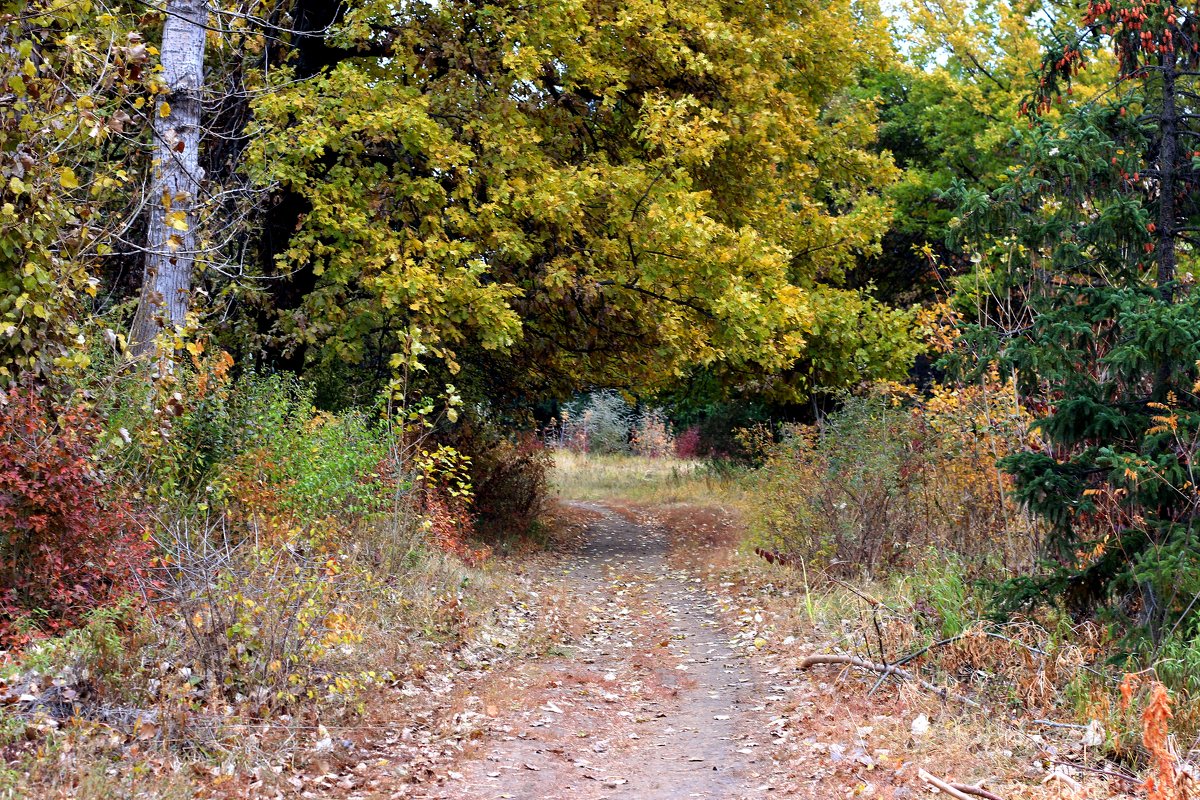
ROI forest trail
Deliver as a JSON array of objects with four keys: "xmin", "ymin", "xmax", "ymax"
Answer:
[
  {"xmin": 313, "ymin": 499, "xmax": 1118, "ymax": 800},
  {"xmin": 415, "ymin": 502, "xmax": 779, "ymax": 799}
]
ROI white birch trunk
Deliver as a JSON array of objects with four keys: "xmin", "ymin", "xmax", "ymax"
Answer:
[{"xmin": 130, "ymin": 0, "xmax": 208, "ymax": 358}]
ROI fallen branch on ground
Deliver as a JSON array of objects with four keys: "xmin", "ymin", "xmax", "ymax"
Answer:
[
  {"xmin": 798, "ymin": 654, "xmax": 980, "ymax": 707},
  {"xmin": 949, "ymin": 784, "xmax": 1005, "ymax": 800},
  {"xmin": 918, "ymin": 769, "xmax": 1005, "ymax": 800},
  {"xmin": 1030, "ymin": 718, "xmax": 1088, "ymax": 730},
  {"xmin": 1042, "ymin": 769, "xmax": 1082, "ymax": 792},
  {"xmin": 1048, "ymin": 759, "xmax": 1139, "ymax": 784},
  {"xmin": 800, "ymin": 654, "xmax": 914, "ymax": 680},
  {"xmin": 891, "ymin": 630, "xmax": 1109, "ymax": 680}
]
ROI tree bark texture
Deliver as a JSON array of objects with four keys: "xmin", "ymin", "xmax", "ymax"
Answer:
[{"xmin": 130, "ymin": 0, "xmax": 208, "ymax": 358}]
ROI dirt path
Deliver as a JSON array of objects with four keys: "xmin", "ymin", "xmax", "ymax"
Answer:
[
  {"xmin": 330, "ymin": 501, "xmax": 1038, "ymax": 800},
  {"xmin": 279, "ymin": 501, "xmax": 1114, "ymax": 800},
  {"xmin": 416, "ymin": 503, "xmax": 774, "ymax": 799}
]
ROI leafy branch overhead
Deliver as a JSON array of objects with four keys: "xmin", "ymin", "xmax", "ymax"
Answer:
[{"xmin": 246, "ymin": 0, "xmax": 918, "ymax": 400}]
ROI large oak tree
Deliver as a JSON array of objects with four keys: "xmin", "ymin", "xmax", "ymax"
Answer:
[{"xmin": 245, "ymin": 0, "xmax": 921, "ymax": 402}]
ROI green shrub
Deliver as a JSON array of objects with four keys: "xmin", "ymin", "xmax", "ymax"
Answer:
[
  {"xmin": 908, "ymin": 554, "xmax": 974, "ymax": 637},
  {"xmin": 751, "ymin": 396, "xmax": 927, "ymax": 576}
]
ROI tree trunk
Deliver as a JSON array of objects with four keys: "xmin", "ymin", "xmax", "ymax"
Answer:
[
  {"xmin": 1156, "ymin": 46, "xmax": 1178, "ymax": 304},
  {"xmin": 1153, "ymin": 47, "xmax": 1178, "ymax": 394},
  {"xmin": 129, "ymin": 0, "xmax": 208, "ymax": 359}
]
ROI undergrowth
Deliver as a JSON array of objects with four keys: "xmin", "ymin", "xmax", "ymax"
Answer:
[
  {"xmin": 748, "ymin": 384, "xmax": 1039, "ymax": 580},
  {"xmin": 0, "ymin": 344, "xmax": 557, "ymax": 797}
]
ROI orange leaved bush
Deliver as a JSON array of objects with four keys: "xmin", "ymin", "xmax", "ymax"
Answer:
[
  {"xmin": 1143, "ymin": 680, "xmax": 1177, "ymax": 800},
  {"xmin": 1118, "ymin": 674, "xmax": 1194, "ymax": 800},
  {"xmin": 750, "ymin": 376, "xmax": 1040, "ymax": 578}
]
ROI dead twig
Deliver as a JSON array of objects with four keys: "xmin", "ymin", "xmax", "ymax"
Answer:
[
  {"xmin": 1047, "ymin": 759, "xmax": 1140, "ymax": 784},
  {"xmin": 798, "ymin": 654, "xmax": 981, "ymax": 707},
  {"xmin": 1042, "ymin": 769, "xmax": 1082, "ymax": 792},
  {"xmin": 950, "ymin": 782, "xmax": 1005, "ymax": 800},
  {"xmin": 826, "ymin": 577, "xmax": 895, "ymax": 611},
  {"xmin": 892, "ymin": 632, "xmax": 969, "ymax": 668},
  {"xmin": 1030, "ymin": 718, "xmax": 1088, "ymax": 730},
  {"xmin": 891, "ymin": 629, "xmax": 1108, "ymax": 680},
  {"xmin": 978, "ymin": 631, "xmax": 1109, "ymax": 681},
  {"xmin": 800, "ymin": 653, "xmax": 913, "ymax": 678},
  {"xmin": 869, "ymin": 631, "xmax": 971, "ymax": 695},
  {"xmin": 919, "ymin": 768, "xmax": 1005, "ymax": 800}
]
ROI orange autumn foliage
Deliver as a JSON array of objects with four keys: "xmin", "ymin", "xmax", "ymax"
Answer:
[
  {"xmin": 423, "ymin": 488, "xmax": 490, "ymax": 566},
  {"xmin": 1142, "ymin": 681, "xmax": 1178, "ymax": 800}
]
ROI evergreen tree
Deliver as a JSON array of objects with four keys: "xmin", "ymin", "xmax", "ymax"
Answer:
[{"xmin": 953, "ymin": 0, "xmax": 1200, "ymax": 641}]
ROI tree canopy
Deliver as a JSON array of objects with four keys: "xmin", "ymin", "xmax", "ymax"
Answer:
[
  {"xmin": 946, "ymin": 0, "xmax": 1200, "ymax": 636},
  {"xmin": 244, "ymin": 0, "xmax": 919, "ymax": 401}
]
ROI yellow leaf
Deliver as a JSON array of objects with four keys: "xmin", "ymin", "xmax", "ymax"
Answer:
[{"xmin": 59, "ymin": 167, "xmax": 79, "ymax": 190}]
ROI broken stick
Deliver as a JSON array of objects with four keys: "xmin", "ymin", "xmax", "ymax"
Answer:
[
  {"xmin": 919, "ymin": 769, "xmax": 1005, "ymax": 800},
  {"xmin": 949, "ymin": 782, "xmax": 1005, "ymax": 800},
  {"xmin": 798, "ymin": 654, "xmax": 980, "ymax": 707}
]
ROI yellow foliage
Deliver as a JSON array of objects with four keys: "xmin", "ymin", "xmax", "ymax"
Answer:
[{"xmin": 751, "ymin": 374, "xmax": 1040, "ymax": 576}]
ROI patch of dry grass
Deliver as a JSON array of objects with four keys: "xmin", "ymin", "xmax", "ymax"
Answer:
[{"xmin": 550, "ymin": 450, "xmax": 747, "ymax": 504}]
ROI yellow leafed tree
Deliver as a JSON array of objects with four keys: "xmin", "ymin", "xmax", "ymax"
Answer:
[{"xmin": 247, "ymin": 0, "xmax": 922, "ymax": 400}]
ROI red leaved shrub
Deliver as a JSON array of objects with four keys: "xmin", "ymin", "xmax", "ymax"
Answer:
[
  {"xmin": 0, "ymin": 388, "xmax": 148, "ymax": 645},
  {"xmin": 675, "ymin": 426, "xmax": 702, "ymax": 459},
  {"xmin": 422, "ymin": 488, "xmax": 489, "ymax": 565}
]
